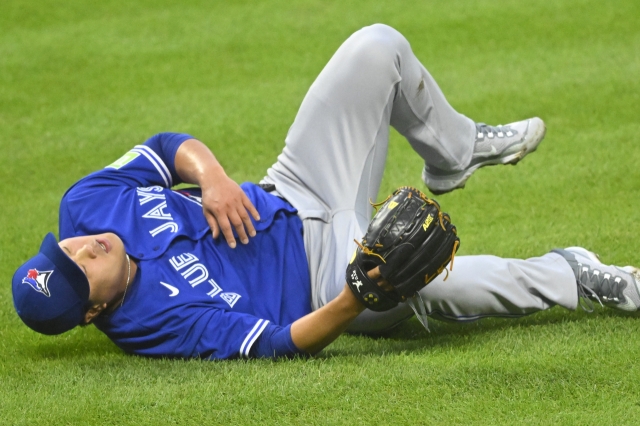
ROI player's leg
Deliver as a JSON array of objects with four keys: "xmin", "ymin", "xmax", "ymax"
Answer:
[
  {"xmin": 346, "ymin": 248, "xmax": 640, "ymax": 333},
  {"xmin": 262, "ymin": 23, "xmax": 474, "ymax": 223},
  {"xmin": 263, "ymin": 23, "xmax": 544, "ymax": 215},
  {"xmin": 264, "ymin": 23, "xmax": 473, "ymax": 309},
  {"xmin": 263, "ymin": 23, "xmax": 472, "ymax": 310},
  {"xmin": 262, "ymin": 24, "xmax": 545, "ymax": 317},
  {"xmin": 345, "ymin": 252, "xmax": 576, "ymax": 332}
]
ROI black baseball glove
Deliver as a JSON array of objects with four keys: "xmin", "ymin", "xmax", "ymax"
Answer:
[{"xmin": 346, "ymin": 186, "xmax": 460, "ymax": 312}]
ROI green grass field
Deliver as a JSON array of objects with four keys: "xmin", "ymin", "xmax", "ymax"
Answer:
[{"xmin": 1, "ymin": 0, "xmax": 640, "ymax": 424}]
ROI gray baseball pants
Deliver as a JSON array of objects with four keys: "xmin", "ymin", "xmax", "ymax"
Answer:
[{"xmin": 261, "ymin": 24, "xmax": 577, "ymax": 332}]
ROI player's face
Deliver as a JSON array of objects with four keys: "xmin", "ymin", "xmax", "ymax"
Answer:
[{"xmin": 58, "ymin": 233, "xmax": 129, "ymax": 307}]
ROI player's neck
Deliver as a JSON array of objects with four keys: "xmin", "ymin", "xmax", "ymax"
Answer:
[{"xmin": 106, "ymin": 258, "xmax": 138, "ymax": 313}]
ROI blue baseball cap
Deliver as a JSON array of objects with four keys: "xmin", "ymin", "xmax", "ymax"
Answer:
[{"xmin": 12, "ymin": 233, "xmax": 90, "ymax": 335}]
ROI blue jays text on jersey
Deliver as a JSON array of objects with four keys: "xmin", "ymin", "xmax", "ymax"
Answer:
[{"xmin": 58, "ymin": 133, "xmax": 311, "ymax": 359}]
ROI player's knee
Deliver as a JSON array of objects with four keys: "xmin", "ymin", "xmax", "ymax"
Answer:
[
  {"xmin": 360, "ymin": 24, "xmax": 405, "ymax": 41},
  {"xmin": 350, "ymin": 24, "xmax": 411, "ymax": 57}
]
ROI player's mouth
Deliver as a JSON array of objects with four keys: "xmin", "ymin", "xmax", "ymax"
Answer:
[{"xmin": 96, "ymin": 238, "xmax": 111, "ymax": 254}]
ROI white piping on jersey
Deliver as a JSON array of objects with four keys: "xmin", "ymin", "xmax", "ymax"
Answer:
[
  {"xmin": 132, "ymin": 145, "xmax": 173, "ymax": 187},
  {"xmin": 239, "ymin": 318, "xmax": 270, "ymax": 358}
]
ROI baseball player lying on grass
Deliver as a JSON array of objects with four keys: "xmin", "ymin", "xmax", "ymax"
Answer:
[{"xmin": 12, "ymin": 24, "xmax": 640, "ymax": 360}]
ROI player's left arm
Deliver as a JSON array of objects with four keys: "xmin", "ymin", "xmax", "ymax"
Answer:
[
  {"xmin": 289, "ymin": 283, "xmax": 366, "ymax": 354},
  {"xmin": 249, "ymin": 285, "xmax": 365, "ymax": 357},
  {"xmin": 174, "ymin": 139, "xmax": 260, "ymax": 249},
  {"xmin": 251, "ymin": 269, "xmax": 385, "ymax": 357}
]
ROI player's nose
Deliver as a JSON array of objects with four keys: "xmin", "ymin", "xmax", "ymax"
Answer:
[{"xmin": 76, "ymin": 243, "xmax": 98, "ymax": 260}]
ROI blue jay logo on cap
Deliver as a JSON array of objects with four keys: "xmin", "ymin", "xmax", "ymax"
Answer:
[{"xmin": 22, "ymin": 268, "xmax": 53, "ymax": 297}]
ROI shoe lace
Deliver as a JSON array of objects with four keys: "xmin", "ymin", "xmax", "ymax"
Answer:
[
  {"xmin": 575, "ymin": 262, "xmax": 627, "ymax": 312},
  {"xmin": 475, "ymin": 123, "xmax": 516, "ymax": 140}
]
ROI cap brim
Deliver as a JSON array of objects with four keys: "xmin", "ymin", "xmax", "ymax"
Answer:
[{"xmin": 39, "ymin": 233, "xmax": 90, "ymax": 301}]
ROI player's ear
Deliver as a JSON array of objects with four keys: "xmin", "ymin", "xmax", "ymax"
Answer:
[{"xmin": 83, "ymin": 303, "xmax": 107, "ymax": 324}]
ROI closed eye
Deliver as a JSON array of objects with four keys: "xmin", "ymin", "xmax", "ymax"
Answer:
[{"xmin": 62, "ymin": 246, "xmax": 88, "ymax": 275}]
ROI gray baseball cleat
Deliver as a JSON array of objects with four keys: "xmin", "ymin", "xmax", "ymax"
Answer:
[
  {"xmin": 422, "ymin": 117, "xmax": 546, "ymax": 195},
  {"xmin": 552, "ymin": 247, "xmax": 640, "ymax": 312}
]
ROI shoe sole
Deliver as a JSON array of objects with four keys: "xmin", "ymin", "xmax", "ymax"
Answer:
[{"xmin": 427, "ymin": 118, "xmax": 547, "ymax": 195}]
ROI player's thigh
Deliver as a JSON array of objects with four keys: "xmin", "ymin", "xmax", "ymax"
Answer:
[{"xmin": 304, "ymin": 210, "xmax": 368, "ymax": 310}]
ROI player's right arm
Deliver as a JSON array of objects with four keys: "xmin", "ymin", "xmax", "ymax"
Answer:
[
  {"xmin": 174, "ymin": 138, "xmax": 260, "ymax": 248},
  {"xmin": 60, "ymin": 133, "xmax": 258, "ymax": 247}
]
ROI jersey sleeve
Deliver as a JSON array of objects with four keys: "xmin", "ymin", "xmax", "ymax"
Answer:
[
  {"xmin": 98, "ymin": 303, "xmax": 303, "ymax": 360},
  {"xmin": 249, "ymin": 323, "xmax": 303, "ymax": 358},
  {"xmin": 96, "ymin": 132, "xmax": 194, "ymax": 188},
  {"xmin": 194, "ymin": 312, "xmax": 303, "ymax": 359},
  {"xmin": 59, "ymin": 132, "xmax": 195, "ymax": 239}
]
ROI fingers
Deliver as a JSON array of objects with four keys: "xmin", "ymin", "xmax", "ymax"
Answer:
[
  {"xmin": 206, "ymin": 214, "xmax": 220, "ymax": 239},
  {"xmin": 377, "ymin": 280, "xmax": 394, "ymax": 292},
  {"xmin": 366, "ymin": 266, "xmax": 382, "ymax": 280},
  {"xmin": 200, "ymin": 178, "xmax": 262, "ymax": 249},
  {"xmin": 218, "ymin": 218, "xmax": 237, "ymax": 249},
  {"xmin": 223, "ymin": 211, "xmax": 250, "ymax": 248},
  {"xmin": 240, "ymin": 193, "xmax": 259, "ymax": 238},
  {"xmin": 243, "ymin": 194, "xmax": 261, "ymax": 222},
  {"xmin": 214, "ymin": 195, "xmax": 259, "ymax": 248},
  {"xmin": 207, "ymin": 211, "xmax": 240, "ymax": 249},
  {"xmin": 366, "ymin": 266, "xmax": 394, "ymax": 292},
  {"xmin": 205, "ymin": 201, "xmax": 259, "ymax": 249}
]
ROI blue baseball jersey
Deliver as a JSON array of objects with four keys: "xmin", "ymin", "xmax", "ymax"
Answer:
[{"xmin": 58, "ymin": 133, "xmax": 311, "ymax": 359}]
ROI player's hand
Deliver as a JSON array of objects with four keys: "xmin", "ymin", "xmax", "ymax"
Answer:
[
  {"xmin": 367, "ymin": 267, "xmax": 393, "ymax": 292},
  {"xmin": 200, "ymin": 175, "xmax": 260, "ymax": 248}
]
